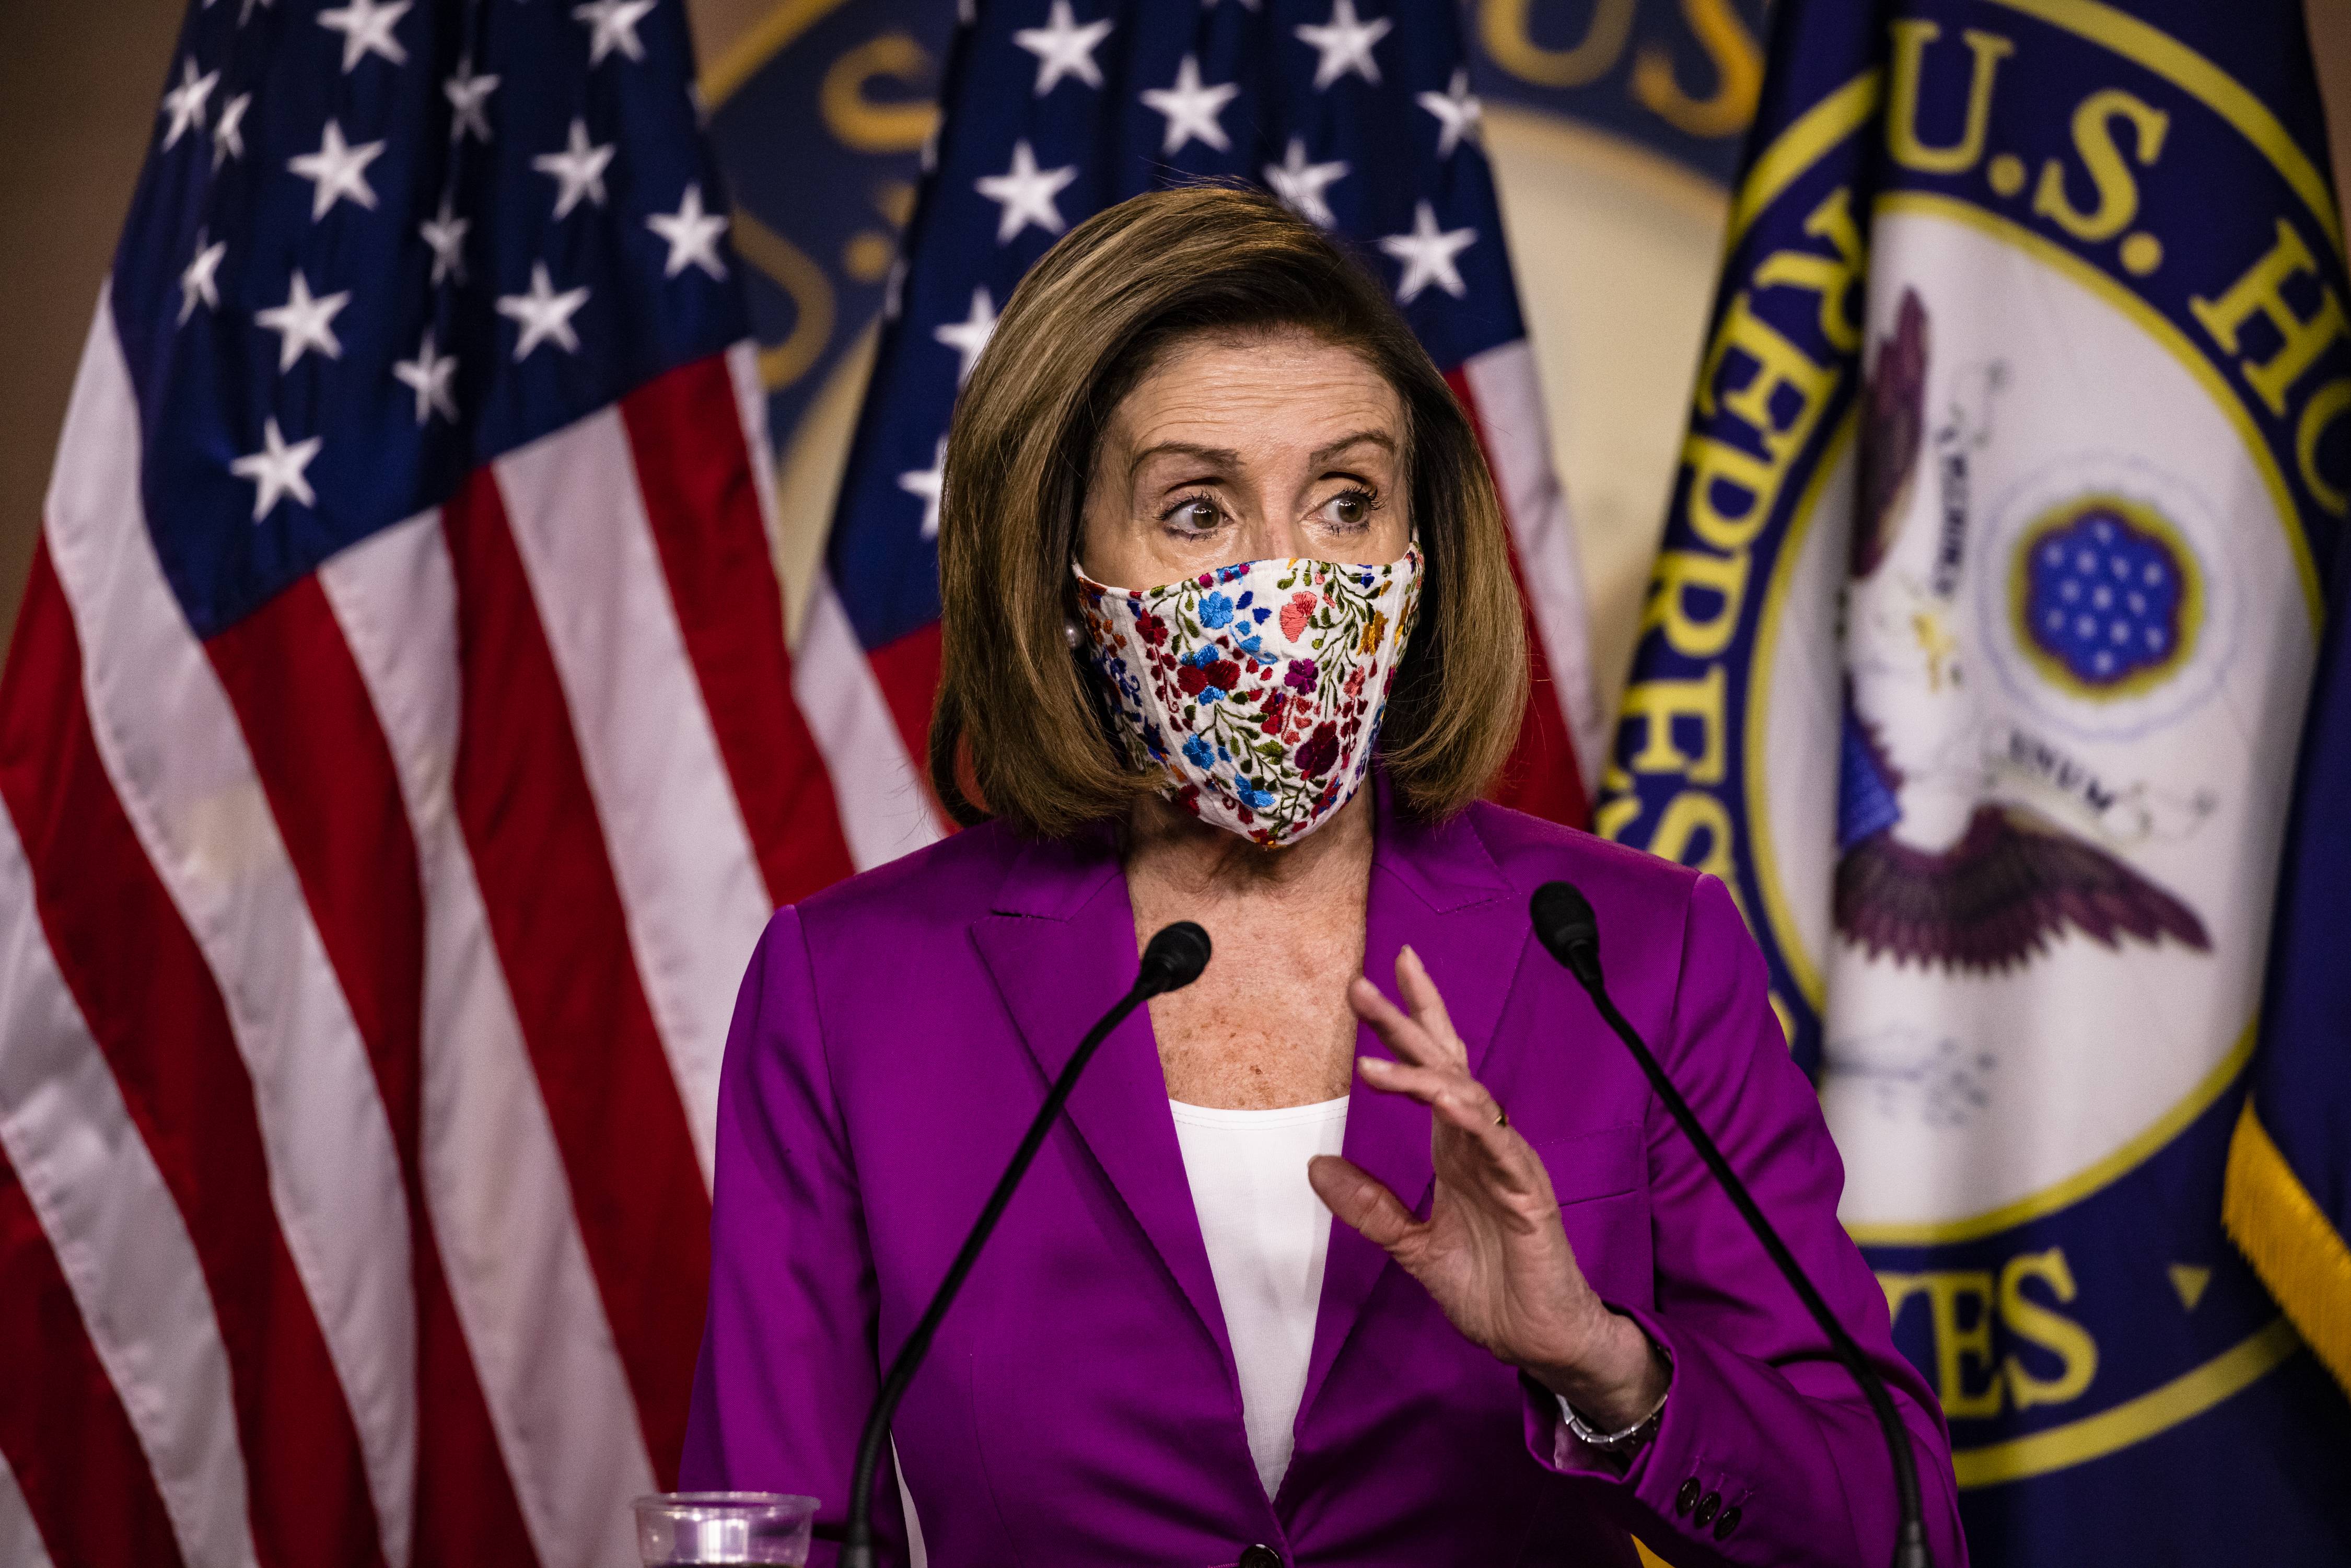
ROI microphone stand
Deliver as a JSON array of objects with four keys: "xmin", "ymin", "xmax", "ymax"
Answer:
[
  {"xmin": 1530, "ymin": 883, "xmax": 1930, "ymax": 1568},
  {"xmin": 838, "ymin": 922, "xmax": 1212, "ymax": 1568}
]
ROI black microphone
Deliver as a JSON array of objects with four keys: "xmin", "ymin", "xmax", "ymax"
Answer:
[
  {"xmin": 838, "ymin": 921, "xmax": 1212, "ymax": 1568},
  {"xmin": 1529, "ymin": 882, "xmax": 1931, "ymax": 1568}
]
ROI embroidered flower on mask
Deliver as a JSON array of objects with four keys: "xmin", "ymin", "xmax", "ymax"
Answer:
[{"xmin": 1297, "ymin": 722, "xmax": 1340, "ymax": 778}]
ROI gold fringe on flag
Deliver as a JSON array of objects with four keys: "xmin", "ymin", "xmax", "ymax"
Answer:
[{"xmin": 2222, "ymin": 1102, "xmax": 2351, "ymax": 1393}]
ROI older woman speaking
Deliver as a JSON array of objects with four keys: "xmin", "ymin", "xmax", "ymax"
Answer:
[{"xmin": 680, "ymin": 185, "xmax": 1963, "ymax": 1568}]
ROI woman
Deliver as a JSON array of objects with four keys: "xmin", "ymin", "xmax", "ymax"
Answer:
[{"xmin": 681, "ymin": 184, "xmax": 1963, "ymax": 1568}]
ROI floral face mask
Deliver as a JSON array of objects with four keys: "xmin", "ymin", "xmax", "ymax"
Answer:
[{"xmin": 1072, "ymin": 545, "xmax": 1422, "ymax": 847}]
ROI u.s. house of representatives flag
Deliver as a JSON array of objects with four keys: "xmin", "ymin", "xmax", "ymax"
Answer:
[
  {"xmin": 800, "ymin": 0, "xmax": 1604, "ymax": 867},
  {"xmin": 1598, "ymin": 0, "xmax": 2351, "ymax": 1561},
  {"xmin": 0, "ymin": 0, "xmax": 853, "ymax": 1563}
]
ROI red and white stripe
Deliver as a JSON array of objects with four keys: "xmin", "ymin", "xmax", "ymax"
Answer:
[
  {"xmin": 793, "ymin": 573, "xmax": 946, "ymax": 869},
  {"xmin": 1452, "ymin": 339, "xmax": 1600, "ymax": 825},
  {"xmin": 0, "ymin": 301, "xmax": 852, "ymax": 1565},
  {"xmin": 0, "ymin": 1454, "xmax": 57, "ymax": 1568},
  {"xmin": 0, "ymin": 797, "xmax": 251, "ymax": 1568},
  {"xmin": 319, "ymin": 509, "xmax": 659, "ymax": 1567}
]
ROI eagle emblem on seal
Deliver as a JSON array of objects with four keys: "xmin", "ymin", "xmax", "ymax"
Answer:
[{"xmin": 1834, "ymin": 289, "xmax": 2211, "ymax": 974}]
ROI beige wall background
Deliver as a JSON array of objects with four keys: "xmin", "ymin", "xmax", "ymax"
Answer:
[
  {"xmin": 0, "ymin": 0, "xmax": 189, "ymax": 643},
  {"xmin": 6, "ymin": 0, "xmax": 2351, "ymax": 684}
]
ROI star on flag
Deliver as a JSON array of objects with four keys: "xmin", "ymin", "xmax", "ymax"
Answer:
[
  {"xmin": 420, "ymin": 196, "xmax": 469, "ymax": 285},
  {"xmin": 574, "ymin": 0, "xmax": 657, "ymax": 66},
  {"xmin": 534, "ymin": 118, "xmax": 616, "ymax": 219},
  {"xmin": 1264, "ymin": 137, "xmax": 1349, "ymax": 229},
  {"xmin": 975, "ymin": 140, "xmax": 1077, "ymax": 243},
  {"xmin": 1012, "ymin": 1, "xmax": 1113, "ymax": 96},
  {"xmin": 899, "ymin": 437, "xmax": 947, "ymax": 539},
  {"xmin": 288, "ymin": 120, "xmax": 386, "ymax": 220},
  {"xmin": 647, "ymin": 183, "xmax": 729, "ymax": 279},
  {"xmin": 497, "ymin": 262, "xmax": 591, "ymax": 359},
  {"xmin": 316, "ymin": 0, "xmax": 410, "ymax": 73},
  {"xmin": 445, "ymin": 60, "xmax": 499, "ymax": 144},
  {"xmin": 1140, "ymin": 55, "xmax": 1240, "ymax": 155},
  {"xmin": 1378, "ymin": 201, "xmax": 1476, "ymax": 303},
  {"xmin": 1416, "ymin": 68, "xmax": 1483, "ymax": 158},
  {"xmin": 213, "ymin": 92, "xmax": 251, "ymax": 167},
  {"xmin": 255, "ymin": 269, "xmax": 352, "ymax": 371},
  {"xmin": 178, "ymin": 231, "xmax": 226, "ymax": 325},
  {"xmin": 159, "ymin": 59, "xmax": 219, "ymax": 150},
  {"xmin": 229, "ymin": 417, "xmax": 323, "ymax": 520},
  {"xmin": 933, "ymin": 286, "xmax": 998, "ymax": 385},
  {"xmin": 1294, "ymin": 0, "xmax": 1390, "ymax": 90},
  {"xmin": 392, "ymin": 331, "xmax": 460, "ymax": 424}
]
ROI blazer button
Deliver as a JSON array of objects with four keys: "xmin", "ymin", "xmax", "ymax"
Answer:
[
  {"xmin": 1713, "ymin": 1505, "xmax": 1742, "ymax": 1540},
  {"xmin": 1674, "ymin": 1478, "xmax": 1701, "ymax": 1516},
  {"xmin": 1238, "ymin": 1546, "xmax": 1283, "ymax": 1568},
  {"xmin": 1693, "ymin": 1491, "xmax": 1721, "ymax": 1527}
]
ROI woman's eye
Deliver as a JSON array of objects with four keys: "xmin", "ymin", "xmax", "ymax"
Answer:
[
  {"xmin": 1319, "ymin": 489, "xmax": 1377, "ymax": 528},
  {"xmin": 1166, "ymin": 497, "xmax": 1221, "ymax": 532}
]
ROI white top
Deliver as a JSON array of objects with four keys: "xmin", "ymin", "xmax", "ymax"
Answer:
[{"xmin": 1168, "ymin": 1095, "xmax": 1352, "ymax": 1500}]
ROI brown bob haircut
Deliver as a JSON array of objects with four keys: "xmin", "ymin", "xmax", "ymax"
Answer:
[{"xmin": 927, "ymin": 182, "xmax": 1529, "ymax": 839}]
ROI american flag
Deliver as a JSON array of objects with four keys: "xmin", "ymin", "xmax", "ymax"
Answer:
[
  {"xmin": 801, "ymin": 0, "xmax": 1604, "ymax": 868},
  {"xmin": 0, "ymin": 0, "xmax": 851, "ymax": 1563}
]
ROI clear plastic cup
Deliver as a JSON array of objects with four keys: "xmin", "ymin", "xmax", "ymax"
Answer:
[{"xmin": 633, "ymin": 1492, "xmax": 820, "ymax": 1565}]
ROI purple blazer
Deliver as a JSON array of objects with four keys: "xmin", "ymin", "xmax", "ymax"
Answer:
[{"xmin": 680, "ymin": 780, "xmax": 1965, "ymax": 1567}]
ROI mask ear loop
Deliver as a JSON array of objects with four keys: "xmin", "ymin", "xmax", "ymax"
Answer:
[
  {"xmin": 1065, "ymin": 536, "xmax": 1090, "ymax": 649},
  {"xmin": 1063, "ymin": 567, "xmax": 1132, "ymax": 773}
]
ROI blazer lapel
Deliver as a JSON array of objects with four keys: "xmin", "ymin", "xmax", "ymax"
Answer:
[
  {"xmin": 967, "ymin": 831, "xmax": 1238, "ymax": 1380},
  {"xmin": 1293, "ymin": 776, "xmax": 1534, "ymax": 1433}
]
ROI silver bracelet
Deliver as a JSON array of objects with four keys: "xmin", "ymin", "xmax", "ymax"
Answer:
[{"xmin": 1561, "ymin": 1387, "xmax": 1667, "ymax": 1453}]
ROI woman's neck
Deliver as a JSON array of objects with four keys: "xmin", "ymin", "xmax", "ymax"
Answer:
[
  {"xmin": 1124, "ymin": 786, "xmax": 1377, "ymax": 1108},
  {"xmin": 1121, "ymin": 785, "xmax": 1376, "ymax": 912}
]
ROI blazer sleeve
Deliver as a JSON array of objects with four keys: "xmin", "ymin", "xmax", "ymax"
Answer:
[
  {"xmin": 679, "ymin": 905, "xmax": 908, "ymax": 1566},
  {"xmin": 1522, "ymin": 873, "xmax": 1968, "ymax": 1568}
]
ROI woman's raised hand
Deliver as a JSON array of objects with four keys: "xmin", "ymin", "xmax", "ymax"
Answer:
[{"xmin": 1305, "ymin": 946, "xmax": 1669, "ymax": 1430}]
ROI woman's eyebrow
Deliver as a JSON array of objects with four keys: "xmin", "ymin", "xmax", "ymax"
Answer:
[
  {"xmin": 1310, "ymin": 429, "xmax": 1396, "ymax": 464},
  {"xmin": 1127, "ymin": 441, "xmax": 1240, "ymax": 481},
  {"xmin": 1127, "ymin": 429, "xmax": 1396, "ymax": 483}
]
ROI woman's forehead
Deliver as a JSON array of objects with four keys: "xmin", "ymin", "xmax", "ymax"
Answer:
[{"xmin": 1109, "ymin": 331, "xmax": 1402, "ymax": 461}]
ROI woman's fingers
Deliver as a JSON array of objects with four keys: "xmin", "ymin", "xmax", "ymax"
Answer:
[
  {"xmin": 1357, "ymin": 1060, "xmax": 1538, "ymax": 1209},
  {"xmin": 1395, "ymin": 946, "xmax": 1467, "ymax": 1065},
  {"xmin": 1348, "ymin": 974, "xmax": 1445, "ymax": 1067},
  {"xmin": 1353, "ymin": 954, "xmax": 1524, "ymax": 1171},
  {"xmin": 1350, "ymin": 948, "xmax": 1468, "ymax": 1072},
  {"xmin": 1307, "ymin": 1154, "xmax": 1417, "ymax": 1250},
  {"xmin": 1358, "ymin": 1056, "xmax": 1510, "ymax": 1142}
]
